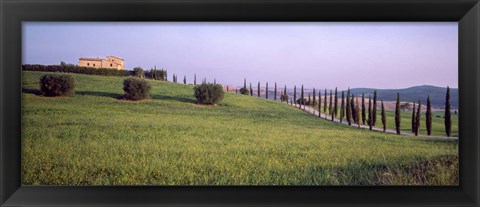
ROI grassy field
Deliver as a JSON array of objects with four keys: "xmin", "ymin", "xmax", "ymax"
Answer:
[{"xmin": 22, "ymin": 71, "xmax": 458, "ymax": 185}]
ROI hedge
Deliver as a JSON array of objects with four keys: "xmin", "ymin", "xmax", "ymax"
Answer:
[{"xmin": 22, "ymin": 64, "xmax": 132, "ymax": 76}]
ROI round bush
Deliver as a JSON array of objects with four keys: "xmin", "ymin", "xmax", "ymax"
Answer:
[
  {"xmin": 194, "ymin": 83, "xmax": 224, "ymax": 105},
  {"xmin": 239, "ymin": 87, "xmax": 249, "ymax": 95},
  {"xmin": 123, "ymin": 77, "xmax": 151, "ymax": 100},
  {"xmin": 280, "ymin": 94, "xmax": 289, "ymax": 102},
  {"xmin": 39, "ymin": 74, "xmax": 75, "ymax": 96},
  {"xmin": 133, "ymin": 67, "xmax": 144, "ymax": 78}
]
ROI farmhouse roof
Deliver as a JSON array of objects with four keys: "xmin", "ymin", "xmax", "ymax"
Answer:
[
  {"xmin": 107, "ymin": 56, "xmax": 124, "ymax": 61},
  {"xmin": 79, "ymin": 57, "xmax": 103, "ymax": 61}
]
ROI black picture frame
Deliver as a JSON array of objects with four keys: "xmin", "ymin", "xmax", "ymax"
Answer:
[{"xmin": 1, "ymin": 0, "xmax": 479, "ymax": 206}]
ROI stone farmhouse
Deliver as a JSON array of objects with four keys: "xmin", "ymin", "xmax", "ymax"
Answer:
[{"xmin": 78, "ymin": 56, "xmax": 124, "ymax": 70}]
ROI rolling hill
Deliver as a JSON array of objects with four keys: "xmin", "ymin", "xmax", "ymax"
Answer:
[{"xmin": 22, "ymin": 71, "xmax": 458, "ymax": 185}]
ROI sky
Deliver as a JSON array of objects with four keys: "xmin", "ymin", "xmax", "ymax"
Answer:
[{"xmin": 22, "ymin": 22, "xmax": 458, "ymax": 90}]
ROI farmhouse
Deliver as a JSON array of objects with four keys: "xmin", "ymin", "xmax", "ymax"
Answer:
[{"xmin": 79, "ymin": 56, "xmax": 124, "ymax": 70}]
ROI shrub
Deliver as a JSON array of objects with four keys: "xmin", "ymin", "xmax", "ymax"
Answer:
[
  {"xmin": 133, "ymin": 67, "xmax": 144, "ymax": 78},
  {"xmin": 280, "ymin": 94, "xmax": 289, "ymax": 102},
  {"xmin": 39, "ymin": 74, "xmax": 75, "ymax": 96},
  {"xmin": 123, "ymin": 78, "xmax": 151, "ymax": 100},
  {"xmin": 239, "ymin": 87, "xmax": 249, "ymax": 95},
  {"xmin": 194, "ymin": 83, "xmax": 224, "ymax": 105}
]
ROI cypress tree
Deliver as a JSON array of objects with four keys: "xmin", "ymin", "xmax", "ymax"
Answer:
[
  {"xmin": 257, "ymin": 82, "xmax": 260, "ymax": 97},
  {"xmin": 274, "ymin": 82, "xmax": 277, "ymax": 101},
  {"xmin": 361, "ymin": 93, "xmax": 366, "ymax": 125},
  {"xmin": 244, "ymin": 78, "xmax": 247, "ymax": 90},
  {"xmin": 294, "ymin": 86, "xmax": 297, "ymax": 106},
  {"xmin": 368, "ymin": 95, "xmax": 372, "ymax": 130},
  {"xmin": 329, "ymin": 89, "xmax": 333, "ymax": 121},
  {"xmin": 283, "ymin": 85, "xmax": 287, "ymax": 102},
  {"xmin": 355, "ymin": 97, "xmax": 361, "ymax": 128},
  {"xmin": 372, "ymin": 90, "xmax": 377, "ymax": 126},
  {"xmin": 227, "ymin": 86, "xmax": 229, "ymax": 92},
  {"xmin": 301, "ymin": 85, "xmax": 305, "ymax": 108},
  {"xmin": 214, "ymin": 78, "xmax": 216, "ymax": 84},
  {"xmin": 308, "ymin": 93, "xmax": 311, "ymax": 106},
  {"xmin": 445, "ymin": 86, "xmax": 451, "ymax": 137},
  {"xmin": 250, "ymin": 83, "xmax": 253, "ymax": 96},
  {"xmin": 313, "ymin": 88, "xmax": 316, "ymax": 106},
  {"xmin": 194, "ymin": 73, "xmax": 197, "ymax": 85},
  {"xmin": 324, "ymin": 89, "xmax": 328, "ymax": 120},
  {"xmin": 340, "ymin": 91, "xmax": 345, "ymax": 123},
  {"xmin": 334, "ymin": 87, "xmax": 338, "ymax": 118},
  {"xmin": 346, "ymin": 88, "xmax": 351, "ymax": 126},
  {"xmin": 318, "ymin": 90, "xmax": 322, "ymax": 118},
  {"xmin": 395, "ymin": 93, "xmax": 401, "ymax": 135},
  {"xmin": 426, "ymin": 95, "xmax": 432, "ymax": 135},
  {"xmin": 266, "ymin": 82, "xmax": 269, "ymax": 99},
  {"xmin": 415, "ymin": 100, "xmax": 421, "ymax": 136},
  {"xmin": 351, "ymin": 94, "xmax": 356, "ymax": 124},
  {"xmin": 183, "ymin": 75, "xmax": 186, "ymax": 84},
  {"xmin": 236, "ymin": 88, "xmax": 238, "ymax": 94},
  {"xmin": 381, "ymin": 100, "xmax": 386, "ymax": 132},
  {"xmin": 411, "ymin": 102, "xmax": 416, "ymax": 133}
]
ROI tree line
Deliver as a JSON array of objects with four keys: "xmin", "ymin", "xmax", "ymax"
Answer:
[{"xmin": 236, "ymin": 79, "xmax": 454, "ymax": 137}]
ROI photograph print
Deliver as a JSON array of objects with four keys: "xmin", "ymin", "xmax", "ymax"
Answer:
[{"xmin": 21, "ymin": 22, "xmax": 458, "ymax": 186}]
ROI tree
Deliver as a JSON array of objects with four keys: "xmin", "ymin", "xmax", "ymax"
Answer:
[
  {"xmin": 312, "ymin": 88, "xmax": 316, "ymax": 106},
  {"xmin": 301, "ymin": 85, "xmax": 305, "ymax": 109},
  {"xmin": 281, "ymin": 85, "xmax": 288, "ymax": 102},
  {"xmin": 258, "ymin": 82, "xmax": 261, "ymax": 97},
  {"xmin": 346, "ymin": 88, "xmax": 351, "ymax": 126},
  {"xmin": 372, "ymin": 90, "xmax": 377, "ymax": 126},
  {"xmin": 250, "ymin": 83, "xmax": 253, "ymax": 96},
  {"xmin": 324, "ymin": 89, "xmax": 328, "ymax": 120},
  {"xmin": 294, "ymin": 86, "xmax": 297, "ymax": 106},
  {"xmin": 183, "ymin": 75, "xmax": 186, "ymax": 84},
  {"xmin": 214, "ymin": 78, "xmax": 216, "ymax": 84},
  {"xmin": 329, "ymin": 89, "xmax": 333, "ymax": 121},
  {"xmin": 415, "ymin": 100, "xmax": 421, "ymax": 136},
  {"xmin": 445, "ymin": 86, "xmax": 451, "ymax": 137},
  {"xmin": 318, "ymin": 89, "xmax": 322, "ymax": 118},
  {"xmin": 194, "ymin": 73, "xmax": 197, "ymax": 85},
  {"xmin": 426, "ymin": 95, "xmax": 432, "ymax": 135},
  {"xmin": 368, "ymin": 95, "xmax": 372, "ymax": 130},
  {"xmin": 411, "ymin": 102, "xmax": 416, "ymax": 133},
  {"xmin": 395, "ymin": 93, "xmax": 401, "ymax": 135},
  {"xmin": 361, "ymin": 93, "xmax": 366, "ymax": 125},
  {"xmin": 334, "ymin": 87, "xmax": 338, "ymax": 118},
  {"xmin": 266, "ymin": 82, "xmax": 269, "ymax": 99},
  {"xmin": 381, "ymin": 101, "xmax": 386, "ymax": 132},
  {"xmin": 244, "ymin": 78, "xmax": 247, "ymax": 90},
  {"xmin": 274, "ymin": 82, "xmax": 277, "ymax": 101},
  {"xmin": 340, "ymin": 91, "xmax": 345, "ymax": 123},
  {"xmin": 355, "ymin": 97, "xmax": 361, "ymax": 128},
  {"xmin": 133, "ymin": 67, "xmax": 144, "ymax": 78},
  {"xmin": 351, "ymin": 94, "xmax": 356, "ymax": 124},
  {"xmin": 308, "ymin": 93, "xmax": 311, "ymax": 106},
  {"xmin": 236, "ymin": 89, "xmax": 238, "ymax": 94}
]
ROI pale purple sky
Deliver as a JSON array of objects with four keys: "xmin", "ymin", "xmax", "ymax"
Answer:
[{"xmin": 22, "ymin": 22, "xmax": 458, "ymax": 89}]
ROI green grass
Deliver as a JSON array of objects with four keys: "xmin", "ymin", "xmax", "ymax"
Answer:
[{"xmin": 22, "ymin": 71, "xmax": 458, "ymax": 185}]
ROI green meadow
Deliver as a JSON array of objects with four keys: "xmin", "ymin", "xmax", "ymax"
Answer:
[{"xmin": 22, "ymin": 71, "xmax": 458, "ymax": 185}]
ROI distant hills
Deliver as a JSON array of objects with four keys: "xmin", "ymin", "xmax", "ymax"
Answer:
[{"xmin": 349, "ymin": 85, "xmax": 458, "ymax": 109}]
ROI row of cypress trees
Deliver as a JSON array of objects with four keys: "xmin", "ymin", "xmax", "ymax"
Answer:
[{"xmin": 236, "ymin": 79, "xmax": 453, "ymax": 137}]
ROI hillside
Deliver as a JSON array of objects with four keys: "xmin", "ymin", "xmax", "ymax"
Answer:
[
  {"xmin": 22, "ymin": 71, "xmax": 458, "ymax": 185},
  {"xmin": 349, "ymin": 85, "xmax": 458, "ymax": 109}
]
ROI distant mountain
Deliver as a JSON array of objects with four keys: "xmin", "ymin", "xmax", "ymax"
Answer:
[{"xmin": 349, "ymin": 85, "xmax": 458, "ymax": 109}]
